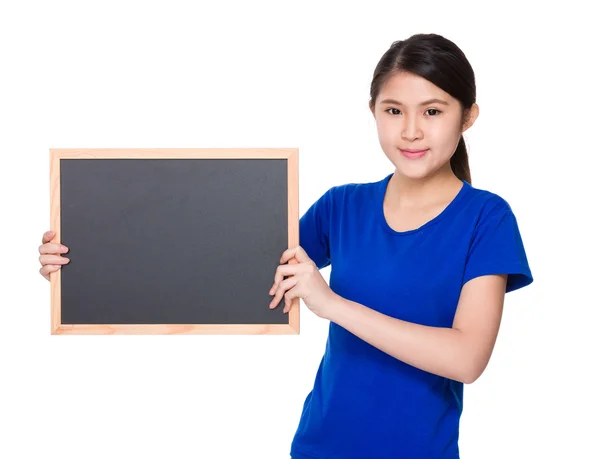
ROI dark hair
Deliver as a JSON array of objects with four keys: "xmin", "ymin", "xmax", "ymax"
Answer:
[{"xmin": 369, "ymin": 33, "xmax": 476, "ymax": 184}]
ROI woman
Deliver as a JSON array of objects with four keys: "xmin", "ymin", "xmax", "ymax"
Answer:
[
  {"xmin": 267, "ymin": 33, "xmax": 533, "ymax": 458},
  {"xmin": 39, "ymin": 33, "xmax": 533, "ymax": 458}
]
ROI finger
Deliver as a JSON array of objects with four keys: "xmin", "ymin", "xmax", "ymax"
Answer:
[
  {"xmin": 269, "ymin": 277, "xmax": 298, "ymax": 309},
  {"xmin": 39, "ymin": 242, "xmax": 69, "ymax": 255},
  {"xmin": 280, "ymin": 245, "xmax": 309, "ymax": 264},
  {"xmin": 272, "ymin": 263, "xmax": 301, "ymax": 289},
  {"xmin": 283, "ymin": 285, "xmax": 300, "ymax": 314},
  {"xmin": 270, "ymin": 263, "xmax": 307, "ymax": 295},
  {"xmin": 39, "ymin": 254, "xmax": 70, "ymax": 267},
  {"xmin": 42, "ymin": 231, "xmax": 55, "ymax": 244},
  {"xmin": 40, "ymin": 264, "xmax": 61, "ymax": 281}
]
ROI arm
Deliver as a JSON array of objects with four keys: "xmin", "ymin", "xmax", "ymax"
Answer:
[{"xmin": 326, "ymin": 274, "xmax": 508, "ymax": 384}]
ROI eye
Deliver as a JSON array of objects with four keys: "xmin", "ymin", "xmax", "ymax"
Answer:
[{"xmin": 384, "ymin": 108, "xmax": 442, "ymax": 116}]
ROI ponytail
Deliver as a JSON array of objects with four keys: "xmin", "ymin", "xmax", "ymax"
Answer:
[{"xmin": 450, "ymin": 135, "xmax": 471, "ymax": 184}]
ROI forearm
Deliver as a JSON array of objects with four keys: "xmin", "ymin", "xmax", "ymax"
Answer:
[{"xmin": 327, "ymin": 295, "xmax": 474, "ymax": 384}]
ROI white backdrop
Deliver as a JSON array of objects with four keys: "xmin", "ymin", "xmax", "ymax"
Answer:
[{"xmin": 1, "ymin": 1, "xmax": 598, "ymax": 458}]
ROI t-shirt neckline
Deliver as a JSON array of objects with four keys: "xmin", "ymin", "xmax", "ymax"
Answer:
[{"xmin": 377, "ymin": 173, "xmax": 471, "ymax": 236}]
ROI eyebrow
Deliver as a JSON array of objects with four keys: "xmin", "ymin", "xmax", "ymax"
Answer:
[{"xmin": 379, "ymin": 98, "xmax": 449, "ymax": 106}]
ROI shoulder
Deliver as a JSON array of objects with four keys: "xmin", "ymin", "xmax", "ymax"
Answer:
[
  {"xmin": 460, "ymin": 181, "xmax": 534, "ymax": 292},
  {"xmin": 462, "ymin": 181, "xmax": 516, "ymax": 224},
  {"xmin": 323, "ymin": 175, "xmax": 386, "ymax": 204},
  {"xmin": 303, "ymin": 176, "xmax": 384, "ymax": 227}
]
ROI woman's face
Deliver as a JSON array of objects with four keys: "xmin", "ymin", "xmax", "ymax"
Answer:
[{"xmin": 370, "ymin": 71, "xmax": 478, "ymax": 180}]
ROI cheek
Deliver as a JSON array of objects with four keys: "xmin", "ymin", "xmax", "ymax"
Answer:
[
  {"xmin": 428, "ymin": 130, "xmax": 448, "ymax": 147},
  {"xmin": 376, "ymin": 118, "xmax": 397, "ymax": 142},
  {"xmin": 427, "ymin": 125, "xmax": 459, "ymax": 147}
]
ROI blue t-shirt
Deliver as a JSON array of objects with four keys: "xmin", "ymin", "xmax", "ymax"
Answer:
[{"xmin": 290, "ymin": 173, "xmax": 534, "ymax": 459}]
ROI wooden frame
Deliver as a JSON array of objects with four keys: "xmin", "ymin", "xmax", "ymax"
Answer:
[{"xmin": 49, "ymin": 148, "xmax": 299, "ymax": 335}]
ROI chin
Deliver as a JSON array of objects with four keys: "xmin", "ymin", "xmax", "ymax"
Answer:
[
  {"xmin": 398, "ymin": 169, "xmax": 431, "ymax": 180},
  {"xmin": 387, "ymin": 157, "xmax": 429, "ymax": 175}
]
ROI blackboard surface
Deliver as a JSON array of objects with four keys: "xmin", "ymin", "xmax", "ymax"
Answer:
[{"xmin": 49, "ymin": 148, "xmax": 299, "ymax": 335}]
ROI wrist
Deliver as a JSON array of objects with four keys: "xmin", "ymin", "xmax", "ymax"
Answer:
[{"xmin": 324, "ymin": 292, "xmax": 346, "ymax": 321}]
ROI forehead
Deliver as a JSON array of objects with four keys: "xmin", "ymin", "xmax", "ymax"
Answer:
[{"xmin": 378, "ymin": 72, "xmax": 455, "ymax": 105}]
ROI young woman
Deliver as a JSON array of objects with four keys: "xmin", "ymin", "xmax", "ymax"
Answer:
[
  {"xmin": 39, "ymin": 33, "xmax": 533, "ymax": 459},
  {"xmin": 266, "ymin": 33, "xmax": 534, "ymax": 458}
]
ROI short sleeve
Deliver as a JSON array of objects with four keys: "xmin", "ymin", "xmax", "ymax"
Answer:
[
  {"xmin": 462, "ymin": 208, "xmax": 534, "ymax": 293},
  {"xmin": 299, "ymin": 187, "xmax": 333, "ymax": 270}
]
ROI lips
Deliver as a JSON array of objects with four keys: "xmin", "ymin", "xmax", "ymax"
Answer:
[
  {"xmin": 400, "ymin": 148, "xmax": 428, "ymax": 153},
  {"xmin": 399, "ymin": 148, "xmax": 428, "ymax": 159}
]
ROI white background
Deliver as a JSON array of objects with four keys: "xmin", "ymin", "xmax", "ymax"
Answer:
[{"xmin": 1, "ymin": 1, "xmax": 598, "ymax": 458}]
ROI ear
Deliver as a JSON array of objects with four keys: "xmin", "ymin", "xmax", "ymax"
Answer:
[
  {"xmin": 369, "ymin": 101, "xmax": 375, "ymax": 118},
  {"xmin": 462, "ymin": 103, "xmax": 479, "ymax": 132}
]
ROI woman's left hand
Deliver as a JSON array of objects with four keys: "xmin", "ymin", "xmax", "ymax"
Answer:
[{"xmin": 268, "ymin": 245, "xmax": 340, "ymax": 319}]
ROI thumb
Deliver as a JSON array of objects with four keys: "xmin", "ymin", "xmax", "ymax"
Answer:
[
  {"xmin": 290, "ymin": 245, "xmax": 310, "ymax": 263},
  {"xmin": 42, "ymin": 231, "xmax": 55, "ymax": 244},
  {"xmin": 280, "ymin": 245, "xmax": 310, "ymax": 265}
]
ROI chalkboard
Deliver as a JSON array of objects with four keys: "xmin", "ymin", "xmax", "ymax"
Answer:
[{"xmin": 49, "ymin": 148, "xmax": 299, "ymax": 335}]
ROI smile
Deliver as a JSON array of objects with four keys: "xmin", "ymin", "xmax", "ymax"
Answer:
[{"xmin": 399, "ymin": 148, "xmax": 428, "ymax": 159}]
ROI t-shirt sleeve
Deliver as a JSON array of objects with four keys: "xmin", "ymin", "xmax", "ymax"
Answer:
[
  {"xmin": 299, "ymin": 187, "xmax": 333, "ymax": 270},
  {"xmin": 462, "ymin": 206, "xmax": 534, "ymax": 293}
]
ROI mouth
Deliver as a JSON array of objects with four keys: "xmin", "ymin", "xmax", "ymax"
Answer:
[
  {"xmin": 400, "ymin": 148, "xmax": 428, "ymax": 153},
  {"xmin": 399, "ymin": 148, "xmax": 428, "ymax": 158}
]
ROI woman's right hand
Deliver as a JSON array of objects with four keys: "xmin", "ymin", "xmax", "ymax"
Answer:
[{"xmin": 39, "ymin": 230, "xmax": 70, "ymax": 281}]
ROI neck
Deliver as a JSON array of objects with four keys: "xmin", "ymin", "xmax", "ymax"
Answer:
[{"xmin": 387, "ymin": 168, "xmax": 462, "ymax": 209}]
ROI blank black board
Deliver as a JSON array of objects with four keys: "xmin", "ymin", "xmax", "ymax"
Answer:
[{"xmin": 49, "ymin": 148, "xmax": 300, "ymax": 335}]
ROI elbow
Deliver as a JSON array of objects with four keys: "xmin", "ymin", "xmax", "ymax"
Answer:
[
  {"xmin": 462, "ymin": 362, "xmax": 486, "ymax": 385},
  {"xmin": 460, "ymin": 343, "xmax": 493, "ymax": 384},
  {"xmin": 461, "ymin": 372, "xmax": 481, "ymax": 384}
]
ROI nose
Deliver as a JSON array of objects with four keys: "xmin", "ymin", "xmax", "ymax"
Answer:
[{"xmin": 401, "ymin": 114, "xmax": 423, "ymax": 141}]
